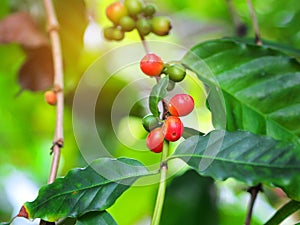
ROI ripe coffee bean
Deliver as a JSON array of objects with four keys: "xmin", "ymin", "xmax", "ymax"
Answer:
[
  {"xmin": 140, "ymin": 53, "xmax": 164, "ymax": 76},
  {"xmin": 146, "ymin": 127, "xmax": 164, "ymax": 153},
  {"xmin": 168, "ymin": 94, "xmax": 194, "ymax": 117},
  {"xmin": 162, "ymin": 116, "xmax": 184, "ymax": 142}
]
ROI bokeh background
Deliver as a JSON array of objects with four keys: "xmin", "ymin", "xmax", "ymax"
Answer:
[{"xmin": 0, "ymin": 0, "xmax": 300, "ymax": 224}]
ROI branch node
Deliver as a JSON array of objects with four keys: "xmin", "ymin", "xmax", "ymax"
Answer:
[
  {"xmin": 53, "ymin": 84, "xmax": 63, "ymax": 93},
  {"xmin": 50, "ymin": 138, "xmax": 64, "ymax": 154},
  {"xmin": 160, "ymin": 161, "xmax": 168, "ymax": 170},
  {"xmin": 47, "ymin": 24, "xmax": 60, "ymax": 33}
]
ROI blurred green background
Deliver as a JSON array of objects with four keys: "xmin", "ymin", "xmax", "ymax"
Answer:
[{"xmin": 0, "ymin": 0, "xmax": 299, "ymax": 224}]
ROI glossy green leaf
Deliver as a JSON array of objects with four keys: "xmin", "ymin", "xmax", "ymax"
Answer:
[
  {"xmin": 182, "ymin": 127, "xmax": 204, "ymax": 139},
  {"xmin": 171, "ymin": 130, "xmax": 300, "ymax": 200},
  {"xmin": 149, "ymin": 76, "xmax": 169, "ymax": 117},
  {"xmin": 0, "ymin": 222, "xmax": 10, "ymax": 225},
  {"xmin": 182, "ymin": 38, "xmax": 300, "ymax": 143},
  {"xmin": 22, "ymin": 158, "xmax": 153, "ymax": 222},
  {"xmin": 77, "ymin": 211, "xmax": 117, "ymax": 225}
]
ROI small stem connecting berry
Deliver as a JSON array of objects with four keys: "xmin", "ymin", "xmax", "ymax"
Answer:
[
  {"xmin": 151, "ymin": 142, "xmax": 169, "ymax": 225},
  {"xmin": 138, "ymin": 31, "xmax": 150, "ymax": 53}
]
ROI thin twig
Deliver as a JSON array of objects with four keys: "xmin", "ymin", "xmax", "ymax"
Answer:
[
  {"xmin": 138, "ymin": 32, "xmax": 150, "ymax": 54},
  {"xmin": 264, "ymin": 200, "xmax": 300, "ymax": 225},
  {"xmin": 226, "ymin": 0, "xmax": 247, "ymax": 37},
  {"xmin": 41, "ymin": 0, "xmax": 64, "ymax": 224},
  {"xmin": 246, "ymin": 0, "xmax": 262, "ymax": 45},
  {"xmin": 43, "ymin": 0, "xmax": 64, "ymax": 184},
  {"xmin": 245, "ymin": 183, "xmax": 263, "ymax": 225}
]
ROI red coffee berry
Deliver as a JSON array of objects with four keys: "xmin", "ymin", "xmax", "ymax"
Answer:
[
  {"xmin": 162, "ymin": 116, "xmax": 184, "ymax": 142},
  {"xmin": 146, "ymin": 127, "xmax": 164, "ymax": 153},
  {"xmin": 106, "ymin": 2, "xmax": 128, "ymax": 24},
  {"xmin": 168, "ymin": 94, "xmax": 194, "ymax": 117},
  {"xmin": 140, "ymin": 53, "xmax": 164, "ymax": 76},
  {"xmin": 45, "ymin": 90, "xmax": 57, "ymax": 106}
]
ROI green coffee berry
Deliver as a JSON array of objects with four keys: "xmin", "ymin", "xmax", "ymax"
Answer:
[
  {"xmin": 104, "ymin": 27, "xmax": 125, "ymax": 41},
  {"xmin": 143, "ymin": 3, "xmax": 156, "ymax": 17},
  {"xmin": 112, "ymin": 28, "xmax": 125, "ymax": 40},
  {"xmin": 124, "ymin": 0, "xmax": 143, "ymax": 16},
  {"xmin": 119, "ymin": 16, "xmax": 136, "ymax": 31},
  {"xmin": 166, "ymin": 64, "xmax": 186, "ymax": 82},
  {"xmin": 136, "ymin": 18, "xmax": 152, "ymax": 36},
  {"xmin": 142, "ymin": 114, "xmax": 161, "ymax": 132},
  {"xmin": 151, "ymin": 16, "xmax": 171, "ymax": 36},
  {"xmin": 103, "ymin": 27, "xmax": 115, "ymax": 40}
]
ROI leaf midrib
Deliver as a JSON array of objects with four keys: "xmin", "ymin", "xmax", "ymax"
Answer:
[
  {"xmin": 169, "ymin": 154, "xmax": 300, "ymax": 169},
  {"xmin": 28, "ymin": 168, "xmax": 157, "ymax": 217}
]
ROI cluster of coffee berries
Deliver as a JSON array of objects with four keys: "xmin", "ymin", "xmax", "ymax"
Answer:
[
  {"xmin": 143, "ymin": 94, "xmax": 194, "ymax": 153},
  {"xmin": 104, "ymin": 0, "xmax": 171, "ymax": 41},
  {"xmin": 140, "ymin": 53, "xmax": 187, "ymax": 90}
]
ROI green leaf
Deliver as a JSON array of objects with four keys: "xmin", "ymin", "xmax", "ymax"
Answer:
[
  {"xmin": 22, "ymin": 157, "xmax": 153, "ymax": 222},
  {"xmin": 0, "ymin": 222, "xmax": 10, "ymax": 225},
  {"xmin": 182, "ymin": 127, "xmax": 204, "ymax": 139},
  {"xmin": 57, "ymin": 217, "xmax": 76, "ymax": 225},
  {"xmin": 182, "ymin": 38, "xmax": 300, "ymax": 143},
  {"xmin": 228, "ymin": 37, "xmax": 300, "ymax": 57},
  {"xmin": 149, "ymin": 76, "xmax": 169, "ymax": 117},
  {"xmin": 171, "ymin": 130, "xmax": 300, "ymax": 200},
  {"xmin": 161, "ymin": 170, "xmax": 218, "ymax": 225},
  {"xmin": 77, "ymin": 211, "xmax": 117, "ymax": 225}
]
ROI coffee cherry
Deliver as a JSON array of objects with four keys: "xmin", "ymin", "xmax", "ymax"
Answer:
[
  {"xmin": 146, "ymin": 127, "xmax": 164, "ymax": 153},
  {"xmin": 103, "ymin": 27, "xmax": 115, "ymax": 40},
  {"xmin": 119, "ymin": 16, "xmax": 136, "ymax": 31},
  {"xmin": 140, "ymin": 53, "xmax": 164, "ymax": 76},
  {"xmin": 166, "ymin": 64, "xmax": 186, "ymax": 82},
  {"xmin": 168, "ymin": 94, "xmax": 194, "ymax": 117},
  {"xmin": 124, "ymin": 0, "xmax": 143, "ymax": 16},
  {"xmin": 112, "ymin": 29, "xmax": 125, "ymax": 40},
  {"xmin": 136, "ymin": 18, "xmax": 152, "ymax": 36},
  {"xmin": 106, "ymin": 2, "xmax": 128, "ymax": 24},
  {"xmin": 142, "ymin": 114, "xmax": 161, "ymax": 132},
  {"xmin": 45, "ymin": 90, "xmax": 57, "ymax": 106},
  {"xmin": 104, "ymin": 27, "xmax": 124, "ymax": 41},
  {"xmin": 151, "ymin": 16, "xmax": 171, "ymax": 36},
  {"xmin": 162, "ymin": 116, "xmax": 184, "ymax": 142},
  {"xmin": 143, "ymin": 3, "xmax": 156, "ymax": 17}
]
